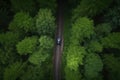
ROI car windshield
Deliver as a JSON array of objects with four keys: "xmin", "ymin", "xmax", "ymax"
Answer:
[{"xmin": 57, "ymin": 38, "xmax": 60, "ymax": 41}]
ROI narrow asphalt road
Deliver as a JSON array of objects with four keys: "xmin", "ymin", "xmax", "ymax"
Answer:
[{"xmin": 53, "ymin": 0, "xmax": 64, "ymax": 80}]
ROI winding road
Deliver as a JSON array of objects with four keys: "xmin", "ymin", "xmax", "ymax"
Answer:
[{"xmin": 53, "ymin": 0, "xmax": 64, "ymax": 80}]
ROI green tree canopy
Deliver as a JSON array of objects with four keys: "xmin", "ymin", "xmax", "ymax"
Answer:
[
  {"xmin": 16, "ymin": 36, "xmax": 38, "ymax": 55},
  {"xmin": 0, "ymin": 31, "xmax": 21, "ymax": 47},
  {"xmin": 29, "ymin": 49, "xmax": 49, "ymax": 65},
  {"xmin": 36, "ymin": 9, "xmax": 56, "ymax": 36},
  {"xmin": 103, "ymin": 54, "xmax": 120, "ymax": 80},
  {"xmin": 9, "ymin": 12, "xmax": 34, "ymax": 33},
  {"xmin": 39, "ymin": 36, "xmax": 54, "ymax": 49},
  {"xmin": 101, "ymin": 32, "xmax": 120, "ymax": 49},
  {"xmin": 20, "ymin": 65, "xmax": 45, "ymax": 80},
  {"xmin": 3, "ymin": 62, "xmax": 25, "ymax": 80},
  {"xmin": 73, "ymin": 0, "xmax": 113, "ymax": 19},
  {"xmin": 65, "ymin": 67, "xmax": 82, "ymax": 80},
  {"xmin": 95, "ymin": 23, "xmax": 112, "ymax": 37},
  {"xmin": 84, "ymin": 53, "xmax": 103, "ymax": 79},
  {"xmin": 105, "ymin": 6, "xmax": 120, "ymax": 28},
  {"xmin": 71, "ymin": 17, "xmax": 94, "ymax": 44},
  {"xmin": 87, "ymin": 41, "xmax": 103, "ymax": 53}
]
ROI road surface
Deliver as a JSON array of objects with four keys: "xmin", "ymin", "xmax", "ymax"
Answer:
[{"xmin": 53, "ymin": 0, "xmax": 64, "ymax": 80}]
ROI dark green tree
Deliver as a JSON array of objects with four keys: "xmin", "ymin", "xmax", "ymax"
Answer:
[
  {"xmin": 105, "ymin": 6, "xmax": 120, "ymax": 29},
  {"xmin": 3, "ymin": 62, "xmax": 26, "ymax": 80},
  {"xmin": 0, "ymin": 31, "xmax": 21, "ymax": 48},
  {"xmin": 84, "ymin": 53, "xmax": 103, "ymax": 80},
  {"xmin": 101, "ymin": 32, "xmax": 120, "ymax": 49},
  {"xmin": 9, "ymin": 12, "xmax": 34, "ymax": 33},
  {"xmin": 10, "ymin": 0, "xmax": 36, "ymax": 15},
  {"xmin": 103, "ymin": 54, "xmax": 120, "ymax": 80},
  {"xmin": 73, "ymin": 0, "xmax": 113, "ymax": 20},
  {"xmin": 36, "ymin": 0, "xmax": 56, "ymax": 12}
]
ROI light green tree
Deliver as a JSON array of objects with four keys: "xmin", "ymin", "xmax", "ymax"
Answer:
[
  {"xmin": 66, "ymin": 46, "xmax": 86, "ymax": 71},
  {"xmin": 71, "ymin": 17, "xmax": 94, "ymax": 44},
  {"xmin": 16, "ymin": 36, "xmax": 38, "ymax": 55},
  {"xmin": 39, "ymin": 36, "xmax": 54, "ymax": 49},
  {"xmin": 36, "ymin": 9, "xmax": 56, "ymax": 36},
  {"xmin": 28, "ymin": 49, "xmax": 49, "ymax": 65}
]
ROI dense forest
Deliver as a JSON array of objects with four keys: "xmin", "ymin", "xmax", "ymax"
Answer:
[{"xmin": 0, "ymin": 0, "xmax": 120, "ymax": 80}]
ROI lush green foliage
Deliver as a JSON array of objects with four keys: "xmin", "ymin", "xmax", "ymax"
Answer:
[
  {"xmin": 16, "ymin": 36, "xmax": 38, "ymax": 55},
  {"xmin": 103, "ymin": 54, "xmax": 120, "ymax": 80},
  {"xmin": 84, "ymin": 53, "xmax": 103, "ymax": 79},
  {"xmin": 9, "ymin": 12, "xmax": 34, "ymax": 33},
  {"xmin": 36, "ymin": 9, "xmax": 56, "ymax": 36},
  {"xmin": 0, "ymin": 0, "xmax": 120, "ymax": 80},
  {"xmin": 0, "ymin": 31, "xmax": 20, "ymax": 47},
  {"xmin": 87, "ymin": 41, "xmax": 103, "ymax": 52},
  {"xmin": 0, "ymin": 0, "xmax": 55, "ymax": 80},
  {"xmin": 101, "ymin": 32, "xmax": 120, "ymax": 49},
  {"xmin": 95, "ymin": 23, "xmax": 112, "ymax": 36},
  {"xmin": 20, "ymin": 65, "xmax": 45, "ymax": 80},
  {"xmin": 39, "ymin": 36, "xmax": 54, "ymax": 49},
  {"xmin": 73, "ymin": 0, "xmax": 113, "ymax": 19},
  {"xmin": 66, "ymin": 46, "xmax": 86, "ymax": 71},
  {"xmin": 71, "ymin": 17, "xmax": 94, "ymax": 44},
  {"xmin": 65, "ymin": 67, "xmax": 82, "ymax": 80},
  {"xmin": 29, "ymin": 49, "xmax": 49, "ymax": 65},
  {"xmin": 3, "ymin": 62, "xmax": 25, "ymax": 80}
]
